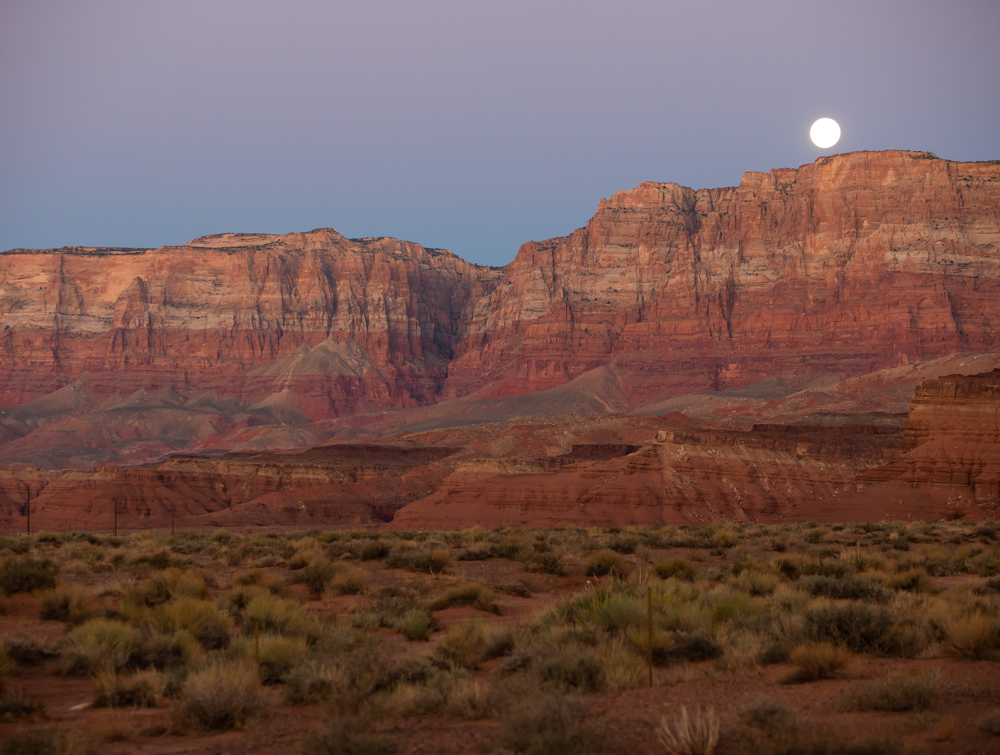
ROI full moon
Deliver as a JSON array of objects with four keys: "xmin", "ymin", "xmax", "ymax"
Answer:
[{"xmin": 810, "ymin": 118, "xmax": 841, "ymax": 149}]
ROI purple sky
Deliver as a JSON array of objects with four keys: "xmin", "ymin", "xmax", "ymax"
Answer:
[{"xmin": 2, "ymin": 1, "xmax": 998, "ymax": 267}]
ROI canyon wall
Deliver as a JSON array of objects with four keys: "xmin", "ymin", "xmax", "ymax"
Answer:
[
  {"xmin": 0, "ymin": 230, "xmax": 499, "ymax": 414},
  {"xmin": 1, "ymin": 150, "xmax": 999, "ymax": 469},
  {"xmin": 445, "ymin": 151, "xmax": 1000, "ymax": 405}
]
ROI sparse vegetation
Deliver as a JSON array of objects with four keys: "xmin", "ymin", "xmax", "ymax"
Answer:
[{"xmin": 1, "ymin": 521, "xmax": 999, "ymax": 751}]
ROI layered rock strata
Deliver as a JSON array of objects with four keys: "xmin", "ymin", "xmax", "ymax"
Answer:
[
  {"xmin": 0, "ymin": 231, "xmax": 499, "ymax": 415},
  {"xmin": 446, "ymin": 151, "xmax": 1000, "ymax": 405}
]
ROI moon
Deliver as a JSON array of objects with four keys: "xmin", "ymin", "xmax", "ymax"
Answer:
[{"xmin": 810, "ymin": 118, "xmax": 841, "ymax": 149}]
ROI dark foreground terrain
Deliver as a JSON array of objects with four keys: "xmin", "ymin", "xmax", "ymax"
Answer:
[{"xmin": 3, "ymin": 521, "xmax": 1000, "ymax": 754}]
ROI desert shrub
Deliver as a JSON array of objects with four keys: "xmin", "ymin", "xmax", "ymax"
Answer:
[
  {"xmin": 0, "ymin": 687, "xmax": 40, "ymax": 719},
  {"xmin": 0, "ymin": 644, "xmax": 16, "ymax": 695},
  {"xmin": 288, "ymin": 548, "xmax": 318, "ymax": 570},
  {"xmin": 60, "ymin": 618, "xmax": 140, "ymax": 675},
  {"xmin": 245, "ymin": 634, "xmax": 308, "ymax": 685},
  {"xmin": 385, "ymin": 547, "xmax": 451, "ymax": 574},
  {"xmin": 243, "ymin": 593, "xmax": 315, "ymax": 638},
  {"xmin": 284, "ymin": 660, "xmax": 346, "ymax": 705},
  {"xmin": 539, "ymin": 648, "xmax": 606, "ymax": 692},
  {"xmin": 292, "ymin": 562, "xmax": 334, "ymax": 598},
  {"xmin": 936, "ymin": 611, "xmax": 1000, "ymax": 660},
  {"xmin": 135, "ymin": 629, "xmax": 201, "ymax": 669},
  {"xmin": 885, "ymin": 567, "xmax": 933, "ymax": 593},
  {"xmin": 732, "ymin": 570, "xmax": 779, "ymax": 597},
  {"xmin": 670, "ymin": 631, "xmax": 723, "ymax": 662},
  {"xmin": 300, "ymin": 714, "xmax": 398, "ymax": 754},
  {"xmin": 129, "ymin": 548, "xmax": 174, "ymax": 570},
  {"xmin": 429, "ymin": 582, "xmax": 499, "ymax": 613},
  {"xmin": 38, "ymin": 585, "xmax": 101, "ymax": 625},
  {"xmin": 497, "ymin": 688, "xmax": 605, "ymax": 755},
  {"xmin": 584, "ymin": 549, "xmax": 627, "ymax": 577},
  {"xmin": 659, "ymin": 705, "xmax": 719, "ymax": 755},
  {"xmin": 608, "ymin": 533, "xmax": 640, "ymax": 554},
  {"xmin": 0, "ymin": 557, "xmax": 57, "ymax": 595},
  {"xmin": 842, "ymin": 672, "xmax": 938, "ymax": 712},
  {"xmin": 360, "ymin": 540, "xmax": 391, "ymax": 560},
  {"xmin": 801, "ymin": 602, "xmax": 896, "ymax": 654},
  {"xmin": 3, "ymin": 633, "xmax": 59, "ymax": 665},
  {"xmin": 130, "ymin": 573, "xmax": 173, "ymax": 606},
  {"xmin": 979, "ymin": 710, "xmax": 1000, "ymax": 736},
  {"xmin": 974, "ymin": 521, "xmax": 1000, "ymax": 541},
  {"xmin": 330, "ymin": 566, "xmax": 369, "ymax": 596},
  {"xmin": 797, "ymin": 575, "xmax": 887, "ymax": 601},
  {"xmin": 0, "ymin": 725, "xmax": 73, "ymax": 755},
  {"xmin": 436, "ymin": 621, "xmax": 489, "ymax": 669},
  {"xmin": 93, "ymin": 668, "xmax": 164, "ymax": 708},
  {"xmin": 627, "ymin": 626, "xmax": 673, "ymax": 667},
  {"xmin": 525, "ymin": 551, "xmax": 566, "ymax": 575},
  {"xmin": 154, "ymin": 598, "xmax": 231, "ymax": 650},
  {"xmin": 394, "ymin": 608, "xmax": 436, "ymax": 641},
  {"xmin": 174, "ymin": 661, "xmax": 262, "ymax": 731},
  {"xmin": 786, "ymin": 642, "xmax": 850, "ymax": 682},
  {"xmin": 655, "ymin": 558, "xmax": 697, "ymax": 581}
]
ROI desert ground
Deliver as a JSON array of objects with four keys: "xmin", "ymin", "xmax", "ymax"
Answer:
[{"xmin": 3, "ymin": 521, "xmax": 1000, "ymax": 754}]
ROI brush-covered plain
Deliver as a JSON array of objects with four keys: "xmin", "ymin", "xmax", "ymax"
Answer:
[{"xmin": 2, "ymin": 520, "xmax": 1000, "ymax": 753}]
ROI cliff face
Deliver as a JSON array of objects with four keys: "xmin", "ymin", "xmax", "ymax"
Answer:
[
  {"xmin": 445, "ymin": 151, "xmax": 1000, "ymax": 404},
  {"xmin": 1, "ymin": 150, "xmax": 999, "ymax": 469},
  {"xmin": 0, "ymin": 230, "xmax": 499, "ymax": 414}
]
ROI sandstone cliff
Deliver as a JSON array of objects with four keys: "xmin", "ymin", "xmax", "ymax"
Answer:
[
  {"xmin": 446, "ymin": 151, "xmax": 1000, "ymax": 406},
  {"xmin": 0, "ymin": 230, "xmax": 499, "ymax": 415},
  {"xmin": 2, "ymin": 150, "xmax": 999, "ymax": 469}
]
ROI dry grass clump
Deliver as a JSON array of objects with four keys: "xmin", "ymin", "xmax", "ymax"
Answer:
[
  {"xmin": 291, "ymin": 561, "xmax": 334, "ymax": 598},
  {"xmin": 785, "ymin": 642, "xmax": 851, "ymax": 683},
  {"xmin": 979, "ymin": 710, "xmax": 1000, "ymax": 736},
  {"xmin": 93, "ymin": 668, "xmax": 164, "ymax": 708},
  {"xmin": 936, "ymin": 611, "xmax": 1000, "ymax": 660},
  {"xmin": 0, "ymin": 556, "xmax": 58, "ymax": 595},
  {"xmin": 385, "ymin": 545, "xmax": 451, "ymax": 574},
  {"xmin": 584, "ymin": 549, "xmax": 627, "ymax": 577},
  {"xmin": 153, "ymin": 598, "xmax": 232, "ymax": 650},
  {"xmin": 0, "ymin": 724, "xmax": 74, "ymax": 755},
  {"xmin": 841, "ymin": 672, "xmax": 939, "ymax": 712},
  {"xmin": 3, "ymin": 633, "xmax": 59, "ymax": 666},
  {"xmin": 59, "ymin": 618, "xmax": 140, "ymax": 675},
  {"xmin": 173, "ymin": 661, "xmax": 263, "ymax": 731},
  {"xmin": 0, "ymin": 643, "xmax": 16, "ymax": 696},
  {"xmin": 494, "ymin": 684, "xmax": 606, "ymax": 755},
  {"xmin": 329, "ymin": 565, "xmax": 369, "ymax": 596},
  {"xmin": 655, "ymin": 558, "xmax": 697, "ymax": 581},
  {"xmin": 659, "ymin": 705, "xmax": 719, "ymax": 755},
  {"xmin": 300, "ymin": 714, "xmax": 398, "ymax": 755},
  {"xmin": 241, "ymin": 592, "xmax": 317, "ymax": 639},
  {"xmin": 429, "ymin": 582, "xmax": 499, "ymax": 613},
  {"xmin": 38, "ymin": 585, "xmax": 102, "ymax": 625}
]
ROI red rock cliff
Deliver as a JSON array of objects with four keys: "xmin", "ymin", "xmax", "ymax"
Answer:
[
  {"xmin": 445, "ymin": 151, "xmax": 1000, "ymax": 405},
  {"xmin": 0, "ymin": 230, "xmax": 499, "ymax": 416}
]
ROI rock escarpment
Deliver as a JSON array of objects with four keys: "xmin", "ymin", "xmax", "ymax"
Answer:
[
  {"xmin": 0, "ymin": 230, "xmax": 499, "ymax": 415},
  {"xmin": 1, "ymin": 150, "xmax": 999, "ymax": 469},
  {"xmin": 446, "ymin": 151, "xmax": 1000, "ymax": 405}
]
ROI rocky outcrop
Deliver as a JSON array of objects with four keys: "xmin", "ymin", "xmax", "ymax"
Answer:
[
  {"xmin": 0, "ymin": 231, "xmax": 499, "ymax": 416},
  {"xmin": 1, "ymin": 150, "xmax": 999, "ymax": 470},
  {"xmin": 446, "ymin": 151, "xmax": 1000, "ymax": 405}
]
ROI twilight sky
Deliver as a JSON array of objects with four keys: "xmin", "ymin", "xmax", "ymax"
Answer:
[{"xmin": 2, "ymin": 2, "xmax": 998, "ymax": 267}]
